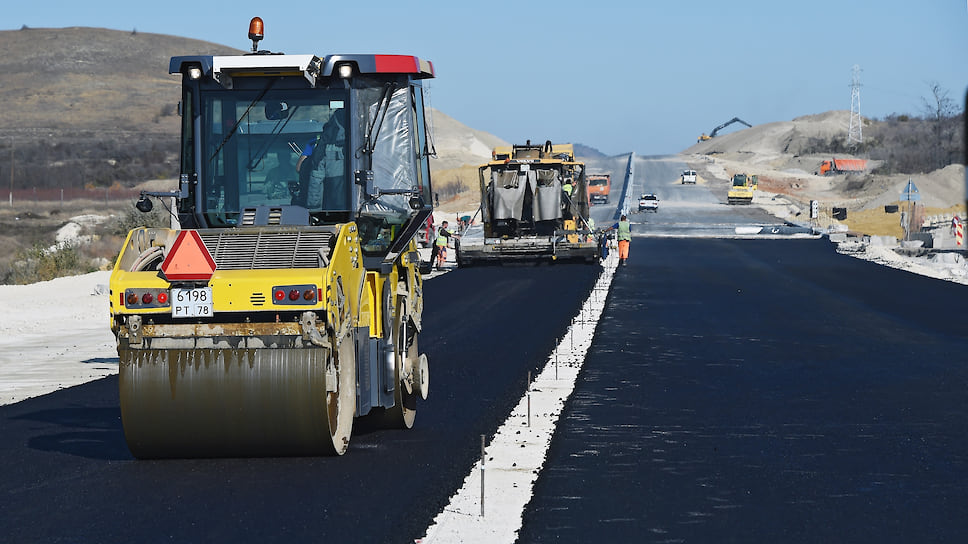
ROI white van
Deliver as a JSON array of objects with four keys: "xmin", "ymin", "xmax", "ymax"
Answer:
[{"xmin": 681, "ymin": 170, "xmax": 697, "ymax": 184}]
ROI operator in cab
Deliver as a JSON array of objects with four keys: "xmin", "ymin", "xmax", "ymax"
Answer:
[{"xmin": 296, "ymin": 114, "xmax": 346, "ymax": 211}]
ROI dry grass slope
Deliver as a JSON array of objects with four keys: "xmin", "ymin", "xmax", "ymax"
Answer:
[{"xmin": 0, "ymin": 27, "xmax": 242, "ymax": 133}]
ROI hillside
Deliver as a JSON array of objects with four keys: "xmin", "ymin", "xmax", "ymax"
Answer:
[
  {"xmin": 429, "ymin": 109, "xmax": 509, "ymax": 170},
  {"xmin": 685, "ymin": 110, "xmax": 965, "ymax": 212},
  {"xmin": 0, "ymin": 27, "xmax": 242, "ymax": 133},
  {"xmin": 0, "ymin": 27, "xmax": 502, "ymax": 193},
  {"xmin": 0, "ymin": 27, "xmax": 245, "ymax": 193}
]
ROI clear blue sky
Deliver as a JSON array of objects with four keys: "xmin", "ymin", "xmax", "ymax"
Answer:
[{"xmin": 5, "ymin": 1, "xmax": 967, "ymax": 156}]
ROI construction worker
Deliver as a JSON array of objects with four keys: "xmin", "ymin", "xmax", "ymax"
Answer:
[
  {"xmin": 429, "ymin": 221, "xmax": 440, "ymax": 267},
  {"xmin": 435, "ymin": 220, "xmax": 456, "ymax": 270},
  {"xmin": 584, "ymin": 217, "xmax": 596, "ymax": 243},
  {"xmin": 562, "ymin": 178, "xmax": 573, "ymax": 198},
  {"xmin": 615, "ymin": 214, "xmax": 631, "ymax": 266},
  {"xmin": 296, "ymin": 115, "xmax": 346, "ymax": 210}
]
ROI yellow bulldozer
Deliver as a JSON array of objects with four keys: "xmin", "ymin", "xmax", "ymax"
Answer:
[{"xmin": 109, "ymin": 18, "xmax": 435, "ymax": 458}]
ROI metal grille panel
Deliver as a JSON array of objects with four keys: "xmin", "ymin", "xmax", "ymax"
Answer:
[{"xmin": 198, "ymin": 230, "xmax": 333, "ymax": 270}]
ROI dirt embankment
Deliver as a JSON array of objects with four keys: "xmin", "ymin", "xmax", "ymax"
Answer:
[{"xmin": 684, "ymin": 111, "xmax": 966, "ymax": 237}]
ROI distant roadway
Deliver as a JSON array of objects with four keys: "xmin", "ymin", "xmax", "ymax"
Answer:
[{"xmin": 584, "ymin": 154, "xmax": 786, "ymax": 234}]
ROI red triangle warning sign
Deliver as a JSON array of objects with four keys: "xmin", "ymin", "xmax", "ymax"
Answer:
[{"xmin": 161, "ymin": 230, "xmax": 217, "ymax": 281}]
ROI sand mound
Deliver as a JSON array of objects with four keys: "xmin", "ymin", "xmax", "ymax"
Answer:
[
  {"xmin": 684, "ymin": 110, "xmax": 965, "ymax": 213},
  {"xmin": 429, "ymin": 109, "xmax": 509, "ymax": 171},
  {"xmin": 687, "ymin": 110, "xmax": 851, "ymax": 157}
]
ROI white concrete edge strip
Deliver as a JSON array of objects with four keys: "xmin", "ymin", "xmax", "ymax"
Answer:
[
  {"xmin": 418, "ymin": 252, "xmax": 619, "ymax": 543},
  {"xmin": 636, "ymin": 233, "xmax": 821, "ymax": 240}
]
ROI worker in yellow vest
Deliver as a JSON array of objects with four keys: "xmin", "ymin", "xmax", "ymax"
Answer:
[
  {"xmin": 562, "ymin": 178, "xmax": 573, "ymax": 198},
  {"xmin": 615, "ymin": 215, "xmax": 631, "ymax": 266},
  {"xmin": 435, "ymin": 220, "xmax": 456, "ymax": 270}
]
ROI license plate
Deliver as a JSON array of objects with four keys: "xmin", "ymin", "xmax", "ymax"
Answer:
[{"xmin": 171, "ymin": 288, "xmax": 213, "ymax": 318}]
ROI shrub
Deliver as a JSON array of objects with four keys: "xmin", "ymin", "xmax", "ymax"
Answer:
[
  {"xmin": 112, "ymin": 204, "xmax": 172, "ymax": 236},
  {"xmin": 797, "ymin": 112, "xmax": 963, "ymax": 175},
  {"xmin": 0, "ymin": 132, "xmax": 179, "ymax": 193},
  {"xmin": 8, "ymin": 242, "xmax": 95, "ymax": 285}
]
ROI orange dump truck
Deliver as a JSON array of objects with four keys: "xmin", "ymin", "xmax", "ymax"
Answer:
[
  {"xmin": 819, "ymin": 158, "xmax": 867, "ymax": 175},
  {"xmin": 587, "ymin": 173, "xmax": 611, "ymax": 205}
]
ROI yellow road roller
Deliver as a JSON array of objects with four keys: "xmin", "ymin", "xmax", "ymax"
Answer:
[{"xmin": 110, "ymin": 18, "xmax": 434, "ymax": 458}]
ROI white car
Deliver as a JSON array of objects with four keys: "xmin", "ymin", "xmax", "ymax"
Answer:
[
  {"xmin": 681, "ymin": 169, "xmax": 697, "ymax": 184},
  {"xmin": 638, "ymin": 193, "xmax": 659, "ymax": 212}
]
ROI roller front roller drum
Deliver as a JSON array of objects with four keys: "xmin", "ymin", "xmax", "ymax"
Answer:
[{"xmin": 119, "ymin": 332, "xmax": 356, "ymax": 459}]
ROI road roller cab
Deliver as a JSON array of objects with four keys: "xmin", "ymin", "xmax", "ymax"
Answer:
[{"xmin": 109, "ymin": 18, "xmax": 434, "ymax": 458}]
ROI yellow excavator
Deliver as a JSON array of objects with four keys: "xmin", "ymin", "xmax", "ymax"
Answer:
[
  {"xmin": 698, "ymin": 117, "xmax": 752, "ymax": 143},
  {"xmin": 110, "ymin": 18, "xmax": 434, "ymax": 458}
]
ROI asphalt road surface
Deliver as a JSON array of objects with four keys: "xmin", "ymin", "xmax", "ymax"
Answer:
[
  {"xmin": 0, "ymin": 265, "xmax": 600, "ymax": 543},
  {"xmin": 519, "ymin": 237, "xmax": 968, "ymax": 542},
  {"xmin": 3, "ymin": 155, "xmax": 965, "ymax": 543}
]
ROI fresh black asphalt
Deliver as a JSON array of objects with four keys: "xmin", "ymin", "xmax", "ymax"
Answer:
[
  {"xmin": 0, "ymin": 264, "xmax": 599, "ymax": 543},
  {"xmin": 4, "ymin": 238, "xmax": 966, "ymax": 543},
  {"xmin": 519, "ymin": 237, "xmax": 968, "ymax": 543}
]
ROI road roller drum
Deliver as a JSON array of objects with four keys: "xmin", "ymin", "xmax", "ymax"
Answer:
[{"xmin": 119, "ymin": 343, "xmax": 355, "ymax": 458}]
